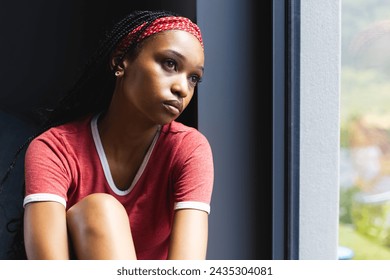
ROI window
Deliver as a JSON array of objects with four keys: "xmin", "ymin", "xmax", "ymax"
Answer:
[{"xmin": 339, "ymin": 0, "xmax": 390, "ymax": 260}]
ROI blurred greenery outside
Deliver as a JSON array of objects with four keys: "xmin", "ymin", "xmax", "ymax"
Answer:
[
  {"xmin": 339, "ymin": 223, "xmax": 390, "ymax": 259},
  {"xmin": 340, "ymin": 0, "xmax": 390, "ymax": 259}
]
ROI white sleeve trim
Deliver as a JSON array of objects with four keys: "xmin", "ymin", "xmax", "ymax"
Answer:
[
  {"xmin": 23, "ymin": 193, "xmax": 66, "ymax": 208},
  {"xmin": 174, "ymin": 201, "xmax": 211, "ymax": 214}
]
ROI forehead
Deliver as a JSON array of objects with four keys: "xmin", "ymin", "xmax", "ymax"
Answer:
[{"xmin": 140, "ymin": 30, "xmax": 204, "ymax": 62}]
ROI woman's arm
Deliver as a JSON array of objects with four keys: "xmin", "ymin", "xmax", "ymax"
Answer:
[
  {"xmin": 168, "ymin": 209, "xmax": 208, "ymax": 260},
  {"xmin": 24, "ymin": 201, "xmax": 70, "ymax": 259}
]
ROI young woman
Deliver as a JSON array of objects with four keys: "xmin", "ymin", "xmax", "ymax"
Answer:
[{"xmin": 21, "ymin": 10, "xmax": 214, "ymax": 260}]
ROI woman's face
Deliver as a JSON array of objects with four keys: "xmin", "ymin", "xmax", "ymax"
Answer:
[{"xmin": 117, "ymin": 30, "xmax": 204, "ymax": 125}]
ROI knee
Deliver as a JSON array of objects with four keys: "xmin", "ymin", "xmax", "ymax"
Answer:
[
  {"xmin": 68, "ymin": 193, "xmax": 125, "ymax": 216},
  {"xmin": 67, "ymin": 193, "xmax": 128, "ymax": 234}
]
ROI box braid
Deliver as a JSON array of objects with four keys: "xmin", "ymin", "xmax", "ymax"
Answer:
[{"xmin": 0, "ymin": 9, "xmax": 180, "ymax": 259}]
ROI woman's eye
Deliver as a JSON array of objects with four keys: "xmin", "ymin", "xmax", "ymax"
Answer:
[
  {"xmin": 189, "ymin": 75, "xmax": 202, "ymax": 87},
  {"xmin": 164, "ymin": 59, "xmax": 177, "ymax": 71}
]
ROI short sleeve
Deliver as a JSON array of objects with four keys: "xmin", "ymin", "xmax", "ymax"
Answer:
[
  {"xmin": 23, "ymin": 134, "xmax": 72, "ymax": 208},
  {"xmin": 173, "ymin": 131, "xmax": 214, "ymax": 214}
]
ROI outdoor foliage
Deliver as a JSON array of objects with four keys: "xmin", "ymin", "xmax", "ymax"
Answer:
[{"xmin": 340, "ymin": 0, "xmax": 390, "ymax": 259}]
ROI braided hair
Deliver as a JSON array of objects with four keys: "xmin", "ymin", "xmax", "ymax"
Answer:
[
  {"xmin": 0, "ymin": 9, "xmax": 180, "ymax": 259},
  {"xmin": 45, "ymin": 9, "xmax": 180, "ymax": 126}
]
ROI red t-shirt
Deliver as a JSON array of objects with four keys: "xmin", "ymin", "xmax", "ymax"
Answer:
[{"xmin": 24, "ymin": 115, "xmax": 214, "ymax": 259}]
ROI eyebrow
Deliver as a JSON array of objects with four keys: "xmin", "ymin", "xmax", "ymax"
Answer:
[{"xmin": 165, "ymin": 49, "xmax": 204, "ymax": 73}]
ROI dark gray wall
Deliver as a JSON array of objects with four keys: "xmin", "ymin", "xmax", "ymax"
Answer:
[
  {"xmin": 0, "ymin": 112, "xmax": 34, "ymax": 259},
  {"xmin": 197, "ymin": 0, "xmax": 272, "ymax": 259}
]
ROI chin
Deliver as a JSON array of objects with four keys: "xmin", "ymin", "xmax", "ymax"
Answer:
[
  {"xmin": 152, "ymin": 111, "xmax": 180, "ymax": 126},
  {"xmin": 155, "ymin": 116, "xmax": 176, "ymax": 126}
]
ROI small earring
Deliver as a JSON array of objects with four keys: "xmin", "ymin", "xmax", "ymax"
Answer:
[{"xmin": 115, "ymin": 71, "xmax": 120, "ymax": 76}]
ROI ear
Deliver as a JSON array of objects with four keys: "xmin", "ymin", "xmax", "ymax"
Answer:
[{"xmin": 110, "ymin": 51, "xmax": 126, "ymax": 73}]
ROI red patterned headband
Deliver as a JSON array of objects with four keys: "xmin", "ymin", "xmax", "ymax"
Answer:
[{"xmin": 116, "ymin": 16, "xmax": 203, "ymax": 53}]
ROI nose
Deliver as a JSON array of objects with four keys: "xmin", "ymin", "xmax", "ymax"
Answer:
[{"xmin": 171, "ymin": 74, "xmax": 189, "ymax": 98}]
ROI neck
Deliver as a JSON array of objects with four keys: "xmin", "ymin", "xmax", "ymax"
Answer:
[{"xmin": 97, "ymin": 104, "xmax": 160, "ymax": 163}]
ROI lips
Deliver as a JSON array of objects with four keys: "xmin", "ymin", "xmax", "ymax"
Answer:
[{"xmin": 163, "ymin": 99, "xmax": 183, "ymax": 115}]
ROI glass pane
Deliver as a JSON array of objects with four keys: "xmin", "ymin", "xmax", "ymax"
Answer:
[{"xmin": 340, "ymin": 0, "xmax": 390, "ymax": 260}]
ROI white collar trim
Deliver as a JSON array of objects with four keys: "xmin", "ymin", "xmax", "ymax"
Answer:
[{"xmin": 90, "ymin": 115, "xmax": 160, "ymax": 196}]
